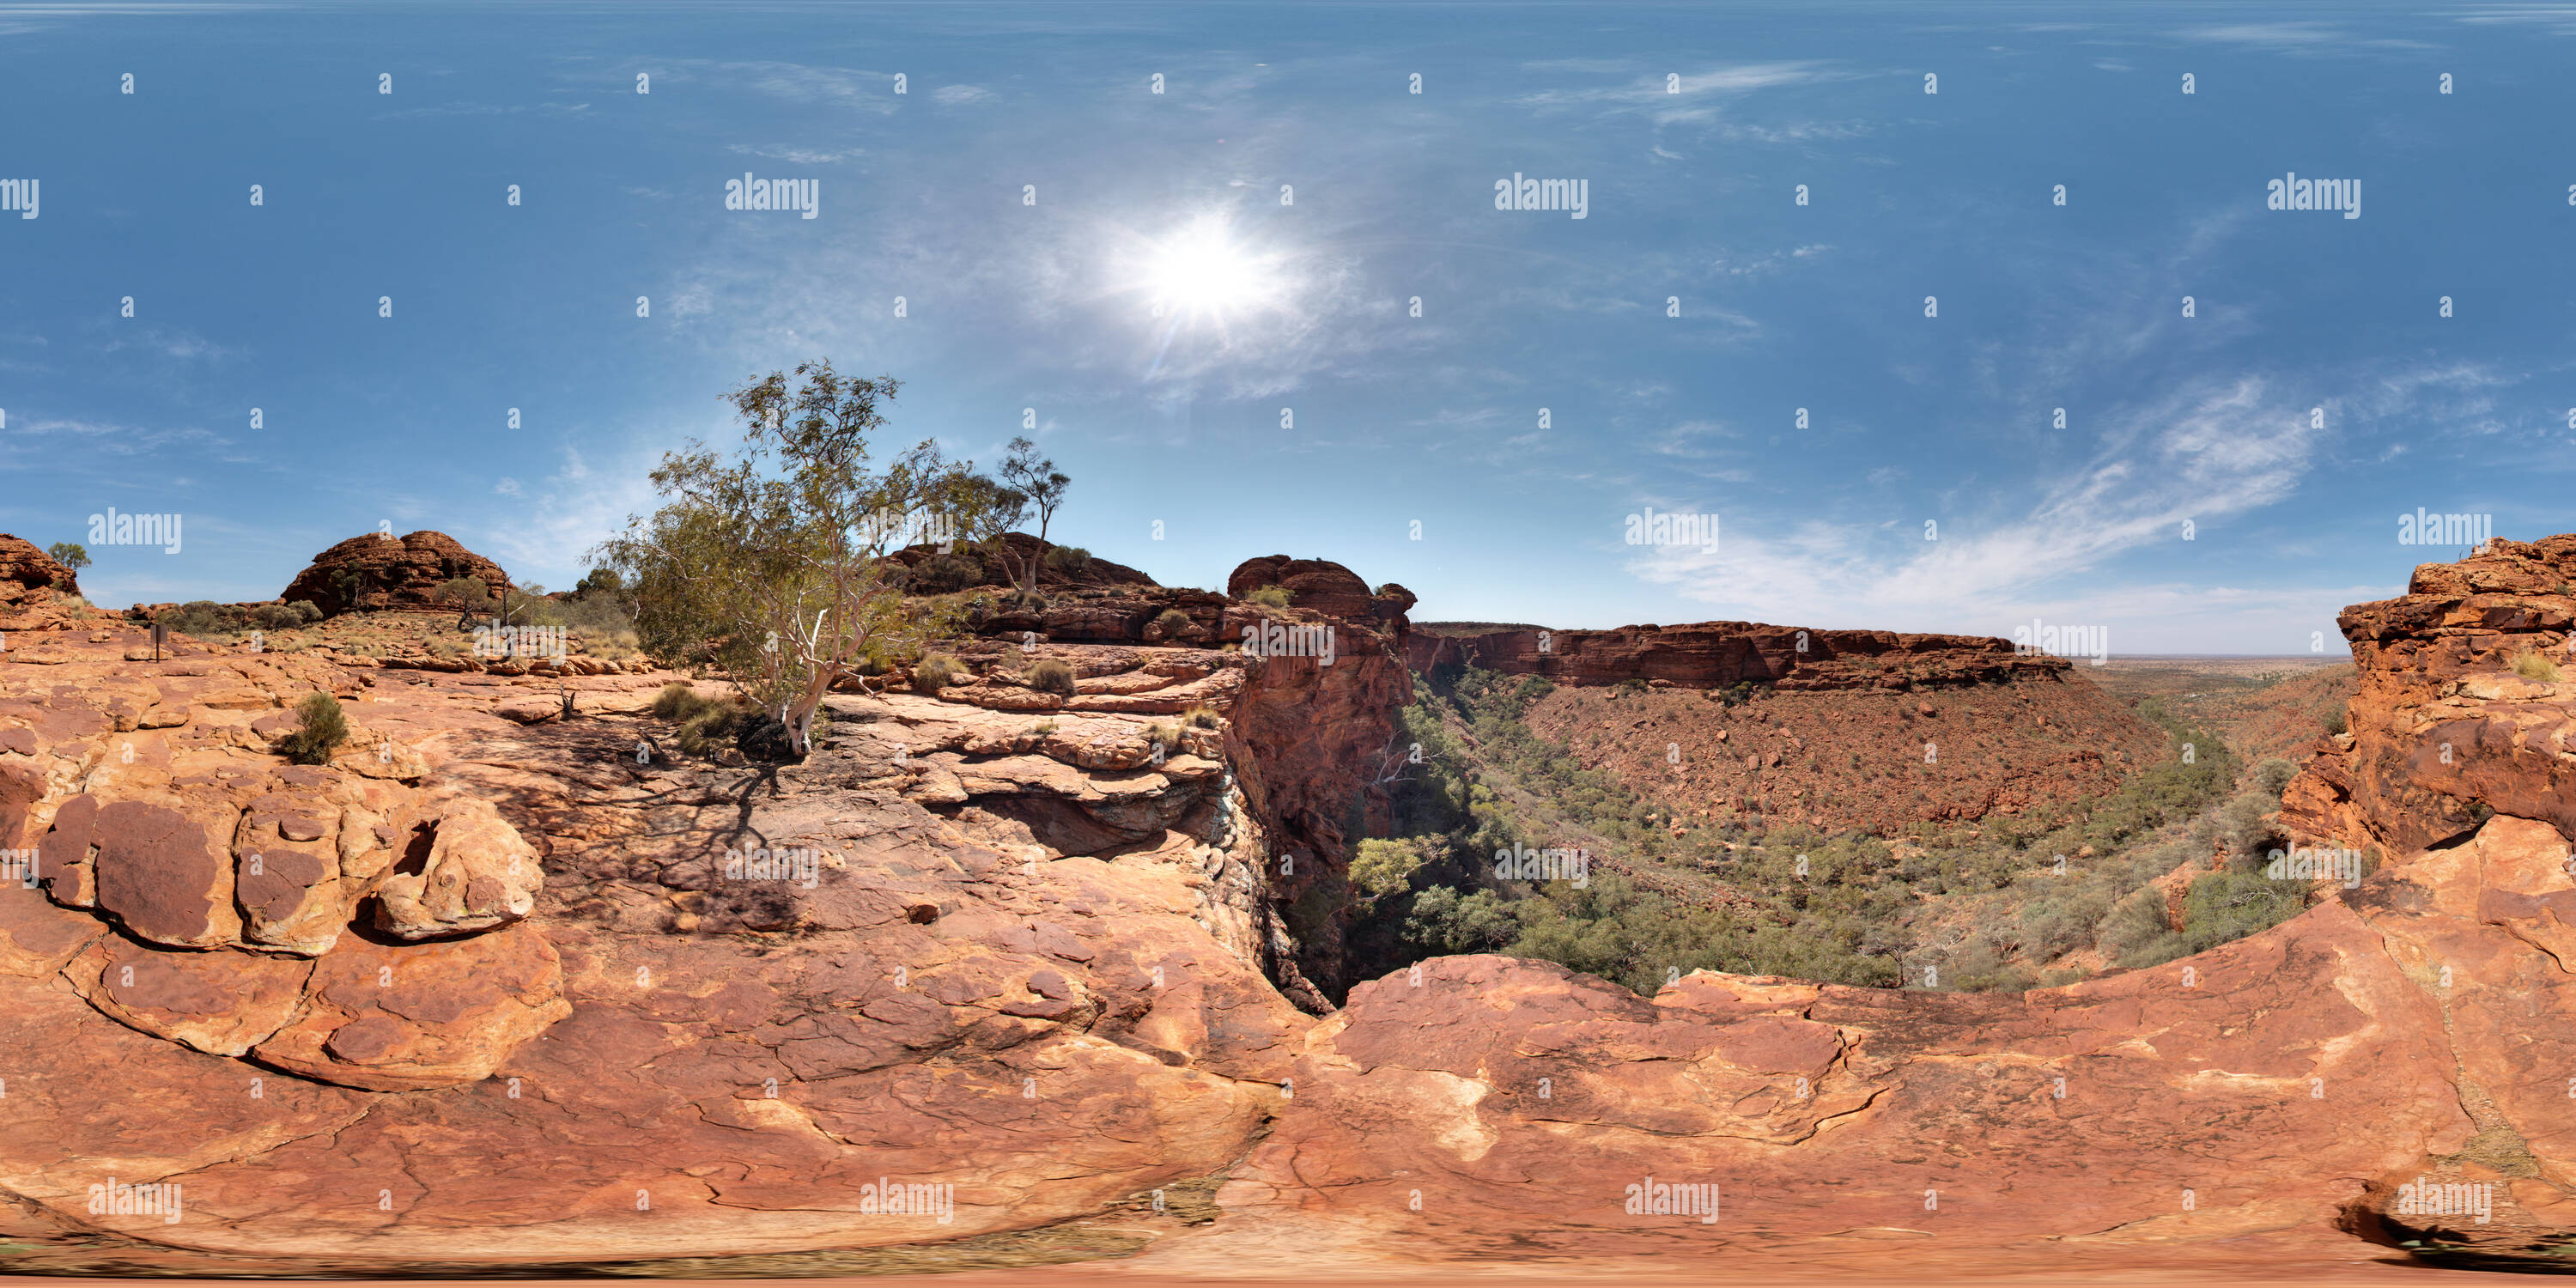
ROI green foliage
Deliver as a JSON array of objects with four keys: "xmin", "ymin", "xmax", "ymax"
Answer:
[
  {"xmin": 908, "ymin": 552, "xmax": 982, "ymax": 595},
  {"xmin": 280, "ymin": 693, "xmax": 349, "ymax": 765},
  {"xmin": 156, "ymin": 600, "xmax": 249, "ymax": 638},
  {"xmin": 650, "ymin": 683, "xmax": 752, "ymax": 756},
  {"xmin": 1403, "ymin": 885, "xmax": 1519, "ymax": 955},
  {"xmin": 432, "ymin": 576, "xmax": 493, "ymax": 611},
  {"xmin": 1351, "ymin": 837, "xmax": 1431, "ymax": 899},
  {"xmin": 2252, "ymin": 756, "xmax": 2299, "ymax": 797},
  {"xmin": 1043, "ymin": 544, "xmax": 1092, "ymax": 574},
  {"xmin": 1026, "ymin": 658, "xmax": 1076, "ymax": 696},
  {"xmin": 2213, "ymin": 789, "xmax": 2284, "ymax": 866},
  {"xmin": 1153, "ymin": 607, "xmax": 1194, "ymax": 634},
  {"xmin": 1244, "ymin": 586, "xmax": 1293, "ymax": 609},
  {"xmin": 912, "ymin": 652, "xmax": 962, "ymax": 690},
  {"xmin": 2320, "ymin": 702, "xmax": 2349, "ymax": 735},
  {"xmin": 2178, "ymin": 868, "xmax": 2306, "ymax": 953},
  {"xmin": 45, "ymin": 542, "xmax": 89, "ymax": 574},
  {"xmin": 594, "ymin": 359, "xmax": 970, "ymax": 756}
]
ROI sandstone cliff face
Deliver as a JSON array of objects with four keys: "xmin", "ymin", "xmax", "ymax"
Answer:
[
  {"xmin": 279, "ymin": 531, "xmax": 513, "ymax": 617},
  {"xmin": 1410, "ymin": 620, "xmax": 2072, "ymax": 690},
  {"xmin": 6, "ymin": 543, "xmax": 2573, "ymax": 1276},
  {"xmin": 2282, "ymin": 534, "xmax": 2576, "ymax": 853}
]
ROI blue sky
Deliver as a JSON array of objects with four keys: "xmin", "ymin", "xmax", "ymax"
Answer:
[{"xmin": 4, "ymin": 1, "xmax": 2572, "ymax": 654}]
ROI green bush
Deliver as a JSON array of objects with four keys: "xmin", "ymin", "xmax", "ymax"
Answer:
[
  {"xmin": 912, "ymin": 652, "xmax": 963, "ymax": 690},
  {"xmin": 2252, "ymin": 756, "xmax": 2299, "ymax": 798},
  {"xmin": 2178, "ymin": 868, "xmax": 2306, "ymax": 953},
  {"xmin": 1153, "ymin": 607, "xmax": 1194, "ymax": 635},
  {"xmin": 2320, "ymin": 702, "xmax": 2348, "ymax": 735},
  {"xmin": 653, "ymin": 685, "xmax": 753, "ymax": 756},
  {"xmin": 281, "ymin": 693, "xmax": 349, "ymax": 765},
  {"xmin": 1026, "ymin": 658, "xmax": 1076, "ymax": 696},
  {"xmin": 1043, "ymin": 545, "xmax": 1093, "ymax": 574},
  {"xmin": 1351, "ymin": 837, "xmax": 1430, "ymax": 899},
  {"xmin": 1244, "ymin": 585, "xmax": 1292, "ymax": 609},
  {"xmin": 433, "ymin": 576, "xmax": 493, "ymax": 611},
  {"xmin": 909, "ymin": 553, "xmax": 981, "ymax": 595},
  {"xmin": 158, "ymin": 600, "xmax": 247, "ymax": 638}
]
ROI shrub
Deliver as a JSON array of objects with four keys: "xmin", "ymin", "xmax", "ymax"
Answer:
[
  {"xmin": 1144, "ymin": 720, "xmax": 1181, "ymax": 749},
  {"xmin": 432, "ymin": 576, "xmax": 493, "ymax": 611},
  {"xmin": 1244, "ymin": 585, "xmax": 1292, "ymax": 609},
  {"xmin": 2512, "ymin": 649, "xmax": 2562, "ymax": 683},
  {"xmin": 2320, "ymin": 702, "xmax": 2348, "ymax": 735},
  {"xmin": 1031, "ymin": 720, "xmax": 1059, "ymax": 735},
  {"xmin": 909, "ymin": 553, "xmax": 982, "ymax": 595},
  {"xmin": 1026, "ymin": 658, "xmax": 1076, "ymax": 696},
  {"xmin": 2215, "ymin": 791, "xmax": 2284, "ymax": 865},
  {"xmin": 1043, "ymin": 545, "xmax": 1092, "ymax": 575},
  {"xmin": 1181, "ymin": 704, "xmax": 1222, "ymax": 729},
  {"xmin": 2252, "ymin": 756, "xmax": 2299, "ymax": 798},
  {"xmin": 1152, "ymin": 607, "xmax": 1194, "ymax": 635},
  {"xmin": 281, "ymin": 693, "xmax": 349, "ymax": 765},
  {"xmin": 650, "ymin": 681, "xmax": 729, "ymax": 724},
  {"xmin": 912, "ymin": 652, "xmax": 963, "ymax": 690},
  {"xmin": 158, "ymin": 600, "xmax": 246, "ymax": 638}
]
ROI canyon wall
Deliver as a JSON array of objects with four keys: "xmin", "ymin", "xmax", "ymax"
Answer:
[{"xmin": 1408, "ymin": 620, "xmax": 2074, "ymax": 690}]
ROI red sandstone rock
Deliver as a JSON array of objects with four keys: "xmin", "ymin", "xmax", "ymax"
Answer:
[
  {"xmin": 0, "ymin": 533, "xmax": 79, "ymax": 602},
  {"xmin": 2283, "ymin": 534, "xmax": 2576, "ymax": 852},
  {"xmin": 251, "ymin": 920, "xmax": 571, "ymax": 1091},
  {"xmin": 278, "ymin": 531, "xmax": 514, "ymax": 617},
  {"xmin": 1408, "ymin": 619, "xmax": 2070, "ymax": 690}
]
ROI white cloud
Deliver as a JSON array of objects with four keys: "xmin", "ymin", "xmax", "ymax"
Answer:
[{"xmin": 933, "ymin": 84, "xmax": 993, "ymax": 105}]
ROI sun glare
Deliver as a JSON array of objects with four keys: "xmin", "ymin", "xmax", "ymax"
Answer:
[{"xmin": 1129, "ymin": 216, "xmax": 1287, "ymax": 323}]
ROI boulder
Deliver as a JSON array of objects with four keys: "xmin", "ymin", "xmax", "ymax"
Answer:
[{"xmin": 370, "ymin": 791, "xmax": 543, "ymax": 939}]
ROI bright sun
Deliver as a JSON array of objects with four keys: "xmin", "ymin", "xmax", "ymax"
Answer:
[{"xmin": 1131, "ymin": 216, "xmax": 1286, "ymax": 322}]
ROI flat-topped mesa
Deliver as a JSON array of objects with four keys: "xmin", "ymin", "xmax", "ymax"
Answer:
[
  {"xmin": 279, "ymin": 531, "xmax": 513, "ymax": 617},
  {"xmin": 2283, "ymin": 533, "xmax": 2576, "ymax": 852},
  {"xmin": 1406, "ymin": 620, "xmax": 2069, "ymax": 691}
]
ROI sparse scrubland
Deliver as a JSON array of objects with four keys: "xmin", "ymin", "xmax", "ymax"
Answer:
[{"xmin": 1343, "ymin": 665, "xmax": 2330, "ymax": 996}]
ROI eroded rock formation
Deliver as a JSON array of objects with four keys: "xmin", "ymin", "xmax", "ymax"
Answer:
[
  {"xmin": 279, "ymin": 531, "xmax": 514, "ymax": 617},
  {"xmin": 0, "ymin": 540, "xmax": 2568, "ymax": 1278},
  {"xmin": 2282, "ymin": 533, "xmax": 2576, "ymax": 852},
  {"xmin": 1409, "ymin": 620, "xmax": 2073, "ymax": 690}
]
